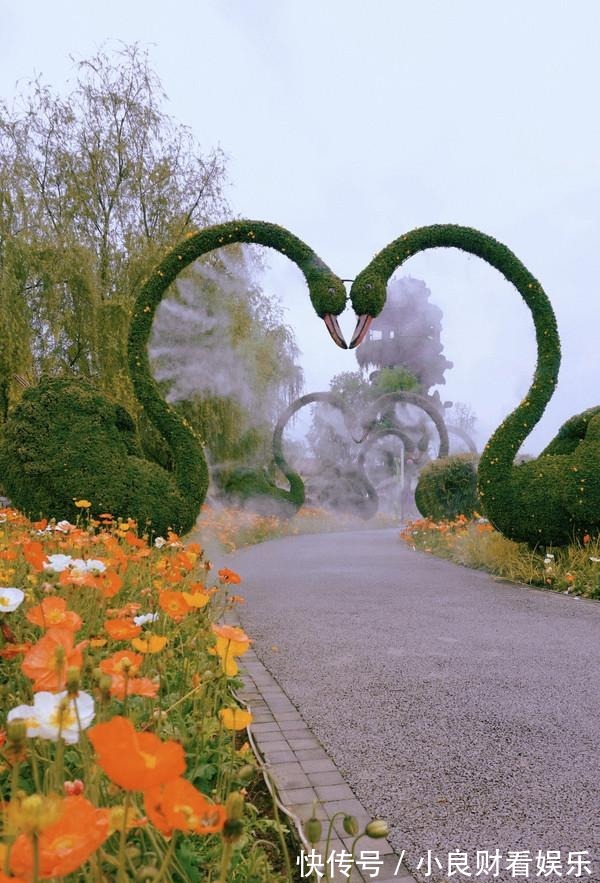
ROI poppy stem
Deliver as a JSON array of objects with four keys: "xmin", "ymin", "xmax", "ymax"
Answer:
[
  {"xmin": 218, "ymin": 839, "xmax": 233, "ymax": 883},
  {"xmin": 155, "ymin": 830, "xmax": 177, "ymax": 882},
  {"xmin": 117, "ymin": 791, "xmax": 131, "ymax": 881}
]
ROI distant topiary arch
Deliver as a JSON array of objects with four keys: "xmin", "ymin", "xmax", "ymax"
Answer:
[{"xmin": 272, "ymin": 392, "xmax": 378, "ymax": 519}]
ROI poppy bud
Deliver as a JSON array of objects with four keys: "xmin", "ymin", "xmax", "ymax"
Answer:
[
  {"xmin": 365, "ymin": 819, "xmax": 389, "ymax": 839},
  {"xmin": 7, "ymin": 719, "xmax": 27, "ymax": 745},
  {"xmin": 99, "ymin": 674, "xmax": 112, "ymax": 700},
  {"xmin": 237, "ymin": 764, "xmax": 255, "ymax": 785},
  {"xmin": 66, "ymin": 666, "xmax": 80, "ymax": 695},
  {"xmin": 223, "ymin": 818, "xmax": 244, "ymax": 841},
  {"xmin": 343, "ymin": 814, "xmax": 359, "ymax": 836},
  {"xmin": 225, "ymin": 791, "xmax": 245, "ymax": 821},
  {"xmin": 304, "ymin": 814, "xmax": 322, "ymax": 845}
]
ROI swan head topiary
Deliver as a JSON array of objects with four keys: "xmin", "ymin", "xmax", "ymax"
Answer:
[{"xmin": 346, "ymin": 268, "xmax": 388, "ymax": 348}]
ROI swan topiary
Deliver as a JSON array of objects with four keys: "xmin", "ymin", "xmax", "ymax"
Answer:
[
  {"xmin": 343, "ymin": 225, "xmax": 600, "ymax": 546},
  {"xmin": 0, "ymin": 221, "xmax": 347, "ymax": 536}
]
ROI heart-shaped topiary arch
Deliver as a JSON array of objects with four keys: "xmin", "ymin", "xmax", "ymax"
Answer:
[{"xmin": 1, "ymin": 219, "xmax": 599, "ymax": 545}]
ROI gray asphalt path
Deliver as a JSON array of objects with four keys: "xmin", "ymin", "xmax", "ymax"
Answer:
[{"xmin": 225, "ymin": 529, "xmax": 600, "ymax": 883}]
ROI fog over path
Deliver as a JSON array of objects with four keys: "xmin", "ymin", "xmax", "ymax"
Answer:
[{"xmin": 226, "ymin": 529, "xmax": 600, "ymax": 883}]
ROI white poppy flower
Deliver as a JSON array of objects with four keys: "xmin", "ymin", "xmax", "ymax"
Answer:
[
  {"xmin": 154, "ymin": 537, "xmax": 166, "ymax": 549},
  {"xmin": 70, "ymin": 557, "xmax": 106, "ymax": 573},
  {"xmin": 0, "ymin": 587, "xmax": 25, "ymax": 612},
  {"xmin": 82, "ymin": 558, "xmax": 106, "ymax": 573},
  {"xmin": 43, "ymin": 554, "xmax": 73, "ymax": 572},
  {"xmin": 590, "ymin": 556, "xmax": 600, "ymax": 563},
  {"xmin": 133, "ymin": 612, "xmax": 160, "ymax": 626},
  {"xmin": 32, "ymin": 691, "xmax": 95, "ymax": 744},
  {"xmin": 55, "ymin": 520, "xmax": 74, "ymax": 533},
  {"xmin": 7, "ymin": 702, "xmax": 42, "ymax": 737}
]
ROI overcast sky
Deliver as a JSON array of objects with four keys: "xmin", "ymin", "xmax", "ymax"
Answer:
[{"xmin": 1, "ymin": 0, "xmax": 599, "ymax": 453}]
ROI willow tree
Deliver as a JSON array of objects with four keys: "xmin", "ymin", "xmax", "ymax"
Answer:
[{"xmin": 0, "ymin": 45, "xmax": 300, "ymax": 465}]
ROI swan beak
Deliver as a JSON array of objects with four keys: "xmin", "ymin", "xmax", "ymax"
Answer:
[
  {"xmin": 349, "ymin": 315, "xmax": 373, "ymax": 349},
  {"xmin": 323, "ymin": 314, "xmax": 348, "ymax": 349}
]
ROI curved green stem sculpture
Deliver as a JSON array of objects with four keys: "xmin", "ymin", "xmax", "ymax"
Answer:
[
  {"xmin": 348, "ymin": 225, "xmax": 600, "ymax": 545},
  {"xmin": 0, "ymin": 221, "xmax": 347, "ymax": 536},
  {"xmin": 272, "ymin": 391, "xmax": 378, "ymax": 519},
  {"xmin": 361, "ymin": 392, "xmax": 450, "ymax": 457}
]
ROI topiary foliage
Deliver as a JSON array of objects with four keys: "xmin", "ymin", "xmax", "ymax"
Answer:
[
  {"xmin": 414, "ymin": 453, "xmax": 480, "ymax": 522},
  {"xmin": 0, "ymin": 376, "xmax": 193, "ymax": 535},
  {"xmin": 0, "ymin": 221, "xmax": 347, "ymax": 535},
  {"xmin": 350, "ymin": 224, "xmax": 600, "ymax": 546}
]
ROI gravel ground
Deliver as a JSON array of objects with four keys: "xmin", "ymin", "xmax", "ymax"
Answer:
[{"xmin": 222, "ymin": 529, "xmax": 600, "ymax": 883}]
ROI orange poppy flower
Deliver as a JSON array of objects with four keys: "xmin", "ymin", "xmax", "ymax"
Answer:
[
  {"xmin": 22, "ymin": 540, "xmax": 46, "ymax": 572},
  {"xmin": 109, "ymin": 674, "xmax": 159, "ymax": 700},
  {"xmin": 210, "ymin": 624, "xmax": 251, "ymax": 676},
  {"xmin": 0, "ymin": 642, "xmax": 32, "ymax": 659},
  {"xmin": 124, "ymin": 532, "xmax": 146, "ymax": 549},
  {"xmin": 9, "ymin": 796, "xmax": 110, "ymax": 880},
  {"xmin": 144, "ymin": 778, "xmax": 226, "ymax": 836},
  {"xmin": 106, "ymin": 602, "xmax": 142, "ymax": 618},
  {"xmin": 162, "ymin": 566, "xmax": 184, "ymax": 585},
  {"xmin": 211, "ymin": 624, "xmax": 250, "ymax": 646},
  {"xmin": 104, "ymin": 619, "xmax": 141, "ymax": 641},
  {"xmin": 227, "ymin": 595, "xmax": 246, "ymax": 606},
  {"xmin": 87, "ymin": 716, "xmax": 185, "ymax": 790},
  {"xmin": 26, "ymin": 597, "xmax": 82, "ymax": 632},
  {"xmin": 0, "ymin": 549, "xmax": 17, "ymax": 561},
  {"xmin": 100, "ymin": 651, "xmax": 144, "ymax": 677},
  {"xmin": 186, "ymin": 542, "xmax": 202, "ymax": 556},
  {"xmin": 218, "ymin": 568, "xmax": 241, "ymax": 584},
  {"xmin": 0, "ymin": 871, "xmax": 27, "ymax": 883},
  {"xmin": 210, "ymin": 624, "xmax": 251, "ymax": 677},
  {"xmin": 22, "ymin": 628, "xmax": 88, "ymax": 692},
  {"xmin": 158, "ymin": 591, "xmax": 189, "ymax": 621},
  {"xmin": 60, "ymin": 568, "xmax": 122, "ymax": 598}
]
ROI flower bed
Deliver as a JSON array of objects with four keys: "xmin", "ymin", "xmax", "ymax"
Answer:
[
  {"xmin": 401, "ymin": 515, "xmax": 600, "ymax": 599},
  {"xmin": 194, "ymin": 504, "xmax": 397, "ymax": 553},
  {"xmin": 0, "ymin": 506, "xmax": 290, "ymax": 882}
]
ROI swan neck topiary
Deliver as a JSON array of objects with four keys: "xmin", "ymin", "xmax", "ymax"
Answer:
[
  {"xmin": 352, "ymin": 224, "xmax": 561, "ymax": 520},
  {"xmin": 128, "ymin": 221, "xmax": 347, "ymax": 514}
]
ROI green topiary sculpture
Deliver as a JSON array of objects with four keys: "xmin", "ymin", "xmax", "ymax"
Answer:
[
  {"xmin": 414, "ymin": 453, "xmax": 480, "ymax": 521},
  {"xmin": 344, "ymin": 224, "xmax": 600, "ymax": 546},
  {"xmin": 0, "ymin": 221, "xmax": 347, "ymax": 536},
  {"xmin": 272, "ymin": 391, "xmax": 378, "ymax": 519}
]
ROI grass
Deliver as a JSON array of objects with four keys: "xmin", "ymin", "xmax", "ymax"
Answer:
[{"xmin": 401, "ymin": 514, "xmax": 600, "ymax": 599}]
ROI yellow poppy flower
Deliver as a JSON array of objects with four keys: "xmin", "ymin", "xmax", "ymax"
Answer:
[
  {"xmin": 131, "ymin": 635, "xmax": 168, "ymax": 654},
  {"xmin": 182, "ymin": 591, "xmax": 209, "ymax": 609},
  {"xmin": 219, "ymin": 708, "xmax": 253, "ymax": 731}
]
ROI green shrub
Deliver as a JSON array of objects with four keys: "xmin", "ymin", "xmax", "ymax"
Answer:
[
  {"xmin": 0, "ymin": 376, "xmax": 200, "ymax": 537},
  {"xmin": 415, "ymin": 453, "xmax": 479, "ymax": 521}
]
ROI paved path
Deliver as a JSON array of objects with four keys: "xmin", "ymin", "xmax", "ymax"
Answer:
[{"xmin": 225, "ymin": 529, "xmax": 600, "ymax": 883}]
